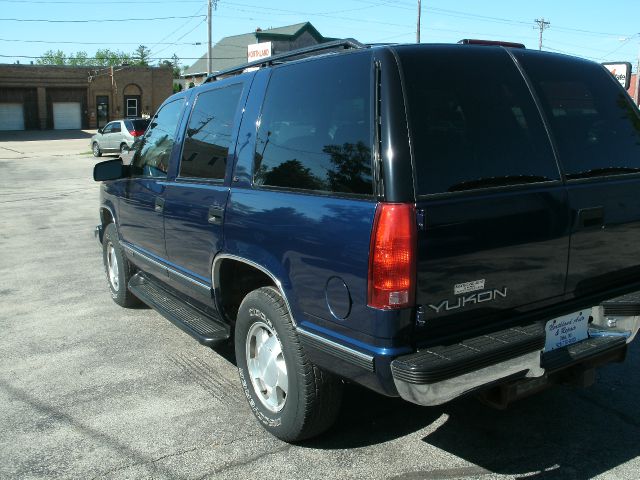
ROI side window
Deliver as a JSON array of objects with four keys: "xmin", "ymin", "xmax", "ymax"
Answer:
[
  {"xmin": 179, "ymin": 83, "xmax": 243, "ymax": 180},
  {"xmin": 102, "ymin": 123, "xmax": 114, "ymax": 134},
  {"xmin": 131, "ymin": 99, "xmax": 184, "ymax": 178},
  {"xmin": 397, "ymin": 47, "xmax": 559, "ymax": 194},
  {"xmin": 253, "ymin": 52, "xmax": 373, "ymax": 195},
  {"xmin": 112, "ymin": 122, "xmax": 121, "ymax": 133},
  {"xmin": 514, "ymin": 51, "xmax": 640, "ymax": 179}
]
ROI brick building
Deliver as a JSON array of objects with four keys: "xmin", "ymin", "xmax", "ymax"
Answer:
[{"xmin": 0, "ymin": 64, "xmax": 173, "ymax": 131}]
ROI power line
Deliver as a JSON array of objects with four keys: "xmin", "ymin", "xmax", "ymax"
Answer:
[
  {"xmin": 0, "ymin": 37, "xmax": 198, "ymax": 45},
  {"xmin": 151, "ymin": 16, "xmax": 206, "ymax": 59},
  {"xmin": 0, "ymin": 0, "xmax": 202, "ymax": 3},
  {"xmin": 0, "ymin": 14, "xmax": 206, "ymax": 22},
  {"xmin": 0, "ymin": 54, "xmax": 235, "ymax": 60},
  {"xmin": 147, "ymin": 4, "xmax": 206, "ymax": 56}
]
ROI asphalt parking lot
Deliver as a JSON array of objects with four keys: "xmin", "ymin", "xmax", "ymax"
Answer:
[{"xmin": 1, "ymin": 131, "xmax": 639, "ymax": 480}]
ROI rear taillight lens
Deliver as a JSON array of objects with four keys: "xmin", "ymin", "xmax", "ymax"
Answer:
[
  {"xmin": 368, "ymin": 203, "xmax": 417, "ymax": 309},
  {"xmin": 129, "ymin": 130, "xmax": 144, "ymax": 137}
]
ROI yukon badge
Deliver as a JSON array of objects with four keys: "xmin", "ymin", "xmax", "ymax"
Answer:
[{"xmin": 428, "ymin": 282, "xmax": 508, "ymax": 314}]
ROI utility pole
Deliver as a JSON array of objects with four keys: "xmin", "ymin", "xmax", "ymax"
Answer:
[
  {"xmin": 207, "ymin": 0, "xmax": 219, "ymax": 75},
  {"xmin": 534, "ymin": 18, "xmax": 550, "ymax": 51},
  {"xmin": 416, "ymin": 0, "xmax": 421, "ymax": 43}
]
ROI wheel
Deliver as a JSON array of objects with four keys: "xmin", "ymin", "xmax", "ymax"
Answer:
[
  {"xmin": 102, "ymin": 223, "xmax": 139, "ymax": 307},
  {"xmin": 119, "ymin": 143, "xmax": 128, "ymax": 155},
  {"xmin": 92, "ymin": 142, "xmax": 102, "ymax": 157},
  {"xmin": 235, "ymin": 286, "xmax": 343, "ymax": 442}
]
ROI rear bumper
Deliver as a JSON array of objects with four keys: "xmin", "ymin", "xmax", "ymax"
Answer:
[{"xmin": 391, "ymin": 308, "xmax": 640, "ymax": 407}]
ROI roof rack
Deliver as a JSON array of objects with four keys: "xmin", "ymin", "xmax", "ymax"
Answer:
[
  {"xmin": 458, "ymin": 39, "xmax": 526, "ymax": 49},
  {"xmin": 204, "ymin": 38, "xmax": 366, "ymax": 83}
]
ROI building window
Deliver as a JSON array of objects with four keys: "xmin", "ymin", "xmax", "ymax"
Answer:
[{"xmin": 126, "ymin": 98, "xmax": 138, "ymax": 117}]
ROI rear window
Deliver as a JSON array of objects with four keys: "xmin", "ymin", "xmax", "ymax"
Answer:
[
  {"xmin": 513, "ymin": 50, "xmax": 640, "ymax": 180},
  {"xmin": 126, "ymin": 119, "xmax": 149, "ymax": 131},
  {"xmin": 396, "ymin": 46, "xmax": 559, "ymax": 195}
]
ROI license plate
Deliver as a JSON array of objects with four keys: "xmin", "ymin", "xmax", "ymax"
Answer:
[{"xmin": 544, "ymin": 310, "xmax": 589, "ymax": 352}]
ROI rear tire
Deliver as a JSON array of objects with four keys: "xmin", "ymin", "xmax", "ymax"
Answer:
[
  {"xmin": 235, "ymin": 286, "xmax": 343, "ymax": 442},
  {"xmin": 92, "ymin": 142, "xmax": 102, "ymax": 157},
  {"xmin": 102, "ymin": 223, "xmax": 139, "ymax": 308}
]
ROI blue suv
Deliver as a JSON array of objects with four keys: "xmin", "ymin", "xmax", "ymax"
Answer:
[{"xmin": 94, "ymin": 40, "xmax": 640, "ymax": 441}]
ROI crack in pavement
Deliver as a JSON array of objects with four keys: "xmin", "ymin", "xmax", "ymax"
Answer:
[
  {"xmin": 0, "ymin": 146, "xmax": 24, "ymax": 154},
  {"xmin": 200, "ymin": 443, "xmax": 293, "ymax": 478},
  {"xmin": 89, "ymin": 433, "xmax": 257, "ymax": 480}
]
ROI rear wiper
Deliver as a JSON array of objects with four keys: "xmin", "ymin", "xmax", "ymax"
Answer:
[
  {"xmin": 566, "ymin": 167, "xmax": 640, "ymax": 180},
  {"xmin": 448, "ymin": 175, "xmax": 553, "ymax": 192}
]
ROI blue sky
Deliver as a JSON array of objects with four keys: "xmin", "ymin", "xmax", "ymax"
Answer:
[{"xmin": 1, "ymin": 0, "xmax": 639, "ymax": 70}]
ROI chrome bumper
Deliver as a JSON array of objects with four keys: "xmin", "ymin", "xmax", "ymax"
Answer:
[{"xmin": 393, "ymin": 309, "xmax": 640, "ymax": 407}]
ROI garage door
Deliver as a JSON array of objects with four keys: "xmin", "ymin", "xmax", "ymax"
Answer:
[
  {"xmin": 0, "ymin": 103, "xmax": 25, "ymax": 131},
  {"xmin": 53, "ymin": 102, "xmax": 82, "ymax": 130}
]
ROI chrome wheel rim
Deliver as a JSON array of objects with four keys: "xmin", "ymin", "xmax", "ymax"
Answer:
[
  {"xmin": 106, "ymin": 242, "xmax": 119, "ymax": 291},
  {"xmin": 246, "ymin": 321, "xmax": 288, "ymax": 412}
]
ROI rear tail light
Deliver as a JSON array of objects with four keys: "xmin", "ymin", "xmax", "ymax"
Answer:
[
  {"xmin": 368, "ymin": 203, "xmax": 417, "ymax": 310},
  {"xmin": 129, "ymin": 130, "xmax": 144, "ymax": 137}
]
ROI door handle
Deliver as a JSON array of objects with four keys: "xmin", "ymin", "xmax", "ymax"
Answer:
[
  {"xmin": 208, "ymin": 205, "xmax": 224, "ymax": 225},
  {"xmin": 154, "ymin": 197, "xmax": 165, "ymax": 213},
  {"xmin": 578, "ymin": 206, "xmax": 604, "ymax": 229}
]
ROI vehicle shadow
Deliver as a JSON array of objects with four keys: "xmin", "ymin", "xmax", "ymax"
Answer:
[
  {"xmin": 421, "ymin": 381, "xmax": 640, "ymax": 479},
  {"xmin": 0, "ymin": 130, "xmax": 94, "ymax": 142},
  {"xmin": 304, "ymin": 383, "xmax": 445, "ymax": 448},
  {"xmin": 305, "ymin": 342, "xmax": 640, "ymax": 478}
]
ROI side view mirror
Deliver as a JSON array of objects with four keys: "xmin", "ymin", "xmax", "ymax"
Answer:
[
  {"xmin": 93, "ymin": 159, "xmax": 127, "ymax": 182},
  {"xmin": 97, "ymin": 128, "xmax": 103, "ymax": 134}
]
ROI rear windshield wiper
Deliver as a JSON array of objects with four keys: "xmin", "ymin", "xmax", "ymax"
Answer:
[
  {"xmin": 448, "ymin": 175, "xmax": 553, "ymax": 192},
  {"xmin": 566, "ymin": 167, "xmax": 640, "ymax": 180}
]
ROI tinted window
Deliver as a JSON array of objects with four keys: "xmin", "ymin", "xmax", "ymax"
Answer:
[
  {"xmin": 180, "ymin": 83, "xmax": 243, "ymax": 180},
  {"xmin": 254, "ymin": 52, "xmax": 372, "ymax": 195},
  {"xmin": 112, "ymin": 122, "xmax": 121, "ymax": 133},
  {"xmin": 513, "ymin": 50, "xmax": 640, "ymax": 180},
  {"xmin": 396, "ymin": 46, "xmax": 559, "ymax": 194},
  {"xmin": 131, "ymin": 99, "xmax": 184, "ymax": 178},
  {"xmin": 131, "ymin": 119, "xmax": 149, "ymax": 131}
]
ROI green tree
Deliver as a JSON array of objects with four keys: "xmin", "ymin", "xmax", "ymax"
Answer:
[
  {"xmin": 133, "ymin": 45, "xmax": 151, "ymax": 66},
  {"xmin": 159, "ymin": 54, "xmax": 181, "ymax": 78},
  {"xmin": 36, "ymin": 49, "xmax": 66, "ymax": 65},
  {"xmin": 94, "ymin": 49, "xmax": 131, "ymax": 67},
  {"xmin": 68, "ymin": 51, "xmax": 89, "ymax": 66}
]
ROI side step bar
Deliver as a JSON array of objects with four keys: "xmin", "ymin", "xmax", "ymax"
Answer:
[{"xmin": 128, "ymin": 273, "xmax": 230, "ymax": 346}]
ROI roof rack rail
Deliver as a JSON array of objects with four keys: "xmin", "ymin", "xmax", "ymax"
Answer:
[
  {"xmin": 457, "ymin": 39, "xmax": 526, "ymax": 49},
  {"xmin": 204, "ymin": 38, "xmax": 366, "ymax": 83}
]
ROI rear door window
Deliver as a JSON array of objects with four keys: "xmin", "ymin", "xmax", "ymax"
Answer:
[
  {"xmin": 513, "ymin": 50, "xmax": 640, "ymax": 180},
  {"xmin": 395, "ymin": 46, "xmax": 560, "ymax": 195},
  {"xmin": 179, "ymin": 83, "xmax": 243, "ymax": 180},
  {"xmin": 253, "ymin": 51, "xmax": 373, "ymax": 195}
]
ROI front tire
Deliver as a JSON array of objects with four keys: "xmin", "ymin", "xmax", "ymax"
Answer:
[
  {"xmin": 235, "ymin": 286, "xmax": 343, "ymax": 442},
  {"xmin": 102, "ymin": 223, "xmax": 139, "ymax": 308},
  {"xmin": 92, "ymin": 142, "xmax": 102, "ymax": 157}
]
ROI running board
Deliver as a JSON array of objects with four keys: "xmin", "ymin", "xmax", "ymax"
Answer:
[{"xmin": 128, "ymin": 273, "xmax": 230, "ymax": 346}]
